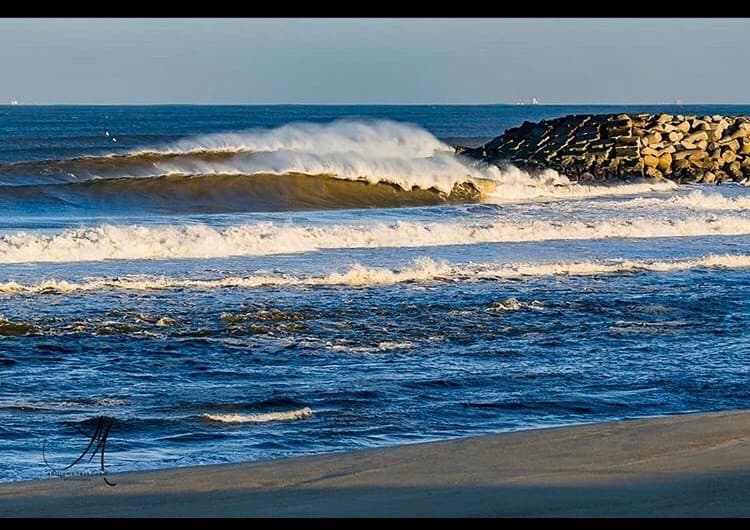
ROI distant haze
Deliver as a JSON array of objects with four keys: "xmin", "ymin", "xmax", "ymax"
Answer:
[{"xmin": 1, "ymin": 18, "xmax": 749, "ymax": 105}]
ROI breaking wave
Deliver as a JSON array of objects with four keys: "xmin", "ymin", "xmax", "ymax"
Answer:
[
  {"xmin": 3, "ymin": 255, "xmax": 750, "ymax": 295},
  {"xmin": 0, "ymin": 120, "xmax": 679, "ymax": 213},
  {"xmin": 0, "ymin": 173, "xmax": 476, "ymax": 213},
  {"xmin": 2, "ymin": 214, "xmax": 750, "ymax": 264},
  {"xmin": 201, "ymin": 407, "xmax": 313, "ymax": 424}
]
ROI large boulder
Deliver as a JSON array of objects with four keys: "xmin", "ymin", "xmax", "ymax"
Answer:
[{"xmin": 457, "ymin": 113, "xmax": 750, "ymax": 184}]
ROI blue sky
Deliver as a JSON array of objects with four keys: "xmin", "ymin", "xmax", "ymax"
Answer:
[{"xmin": 1, "ymin": 18, "xmax": 748, "ymax": 105}]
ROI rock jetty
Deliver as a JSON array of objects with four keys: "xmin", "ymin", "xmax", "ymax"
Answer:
[{"xmin": 458, "ymin": 113, "xmax": 750, "ymax": 184}]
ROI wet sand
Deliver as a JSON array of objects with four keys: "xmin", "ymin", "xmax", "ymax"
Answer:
[{"xmin": 1, "ymin": 410, "xmax": 749, "ymax": 517}]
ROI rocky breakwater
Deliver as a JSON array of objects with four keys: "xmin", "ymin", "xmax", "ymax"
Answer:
[{"xmin": 458, "ymin": 113, "xmax": 750, "ymax": 184}]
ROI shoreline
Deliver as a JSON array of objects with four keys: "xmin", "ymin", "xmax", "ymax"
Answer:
[{"xmin": 1, "ymin": 410, "xmax": 749, "ymax": 517}]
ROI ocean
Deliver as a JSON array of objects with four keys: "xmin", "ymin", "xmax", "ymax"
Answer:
[{"xmin": 2, "ymin": 104, "xmax": 750, "ymax": 482}]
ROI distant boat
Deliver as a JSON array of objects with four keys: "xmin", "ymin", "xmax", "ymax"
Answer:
[
  {"xmin": 10, "ymin": 100, "xmax": 18, "ymax": 105},
  {"xmin": 531, "ymin": 97, "xmax": 541, "ymax": 105}
]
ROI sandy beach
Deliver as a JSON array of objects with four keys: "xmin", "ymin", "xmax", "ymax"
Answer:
[{"xmin": 1, "ymin": 410, "xmax": 748, "ymax": 517}]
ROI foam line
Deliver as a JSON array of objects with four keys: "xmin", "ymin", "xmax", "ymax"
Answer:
[
  {"xmin": 3, "ymin": 255, "xmax": 750, "ymax": 295},
  {"xmin": 2, "ymin": 213, "xmax": 750, "ymax": 264}
]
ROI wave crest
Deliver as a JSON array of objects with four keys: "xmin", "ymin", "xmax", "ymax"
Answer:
[
  {"xmin": 201, "ymin": 407, "xmax": 313, "ymax": 424},
  {"xmin": 617, "ymin": 190, "xmax": 750, "ymax": 211},
  {"xmin": 3, "ymin": 214, "xmax": 750, "ymax": 264},
  {"xmin": 0, "ymin": 120, "xmax": 681, "ymax": 213},
  {"xmin": 4, "ymin": 255, "xmax": 750, "ymax": 295}
]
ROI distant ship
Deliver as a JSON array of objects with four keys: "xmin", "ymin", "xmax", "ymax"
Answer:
[
  {"xmin": 10, "ymin": 100, "xmax": 19, "ymax": 105},
  {"xmin": 513, "ymin": 98, "xmax": 542, "ymax": 105}
]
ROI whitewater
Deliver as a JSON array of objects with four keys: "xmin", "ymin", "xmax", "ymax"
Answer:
[
  {"xmin": 3, "ymin": 254, "xmax": 750, "ymax": 295},
  {"xmin": 3, "ymin": 212, "xmax": 750, "ymax": 264}
]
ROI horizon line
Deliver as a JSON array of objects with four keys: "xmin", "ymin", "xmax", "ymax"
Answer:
[{"xmin": 3, "ymin": 102, "xmax": 750, "ymax": 107}]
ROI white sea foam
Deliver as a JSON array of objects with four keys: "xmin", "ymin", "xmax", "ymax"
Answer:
[
  {"xmin": 3, "ymin": 255, "xmax": 750, "ymax": 295},
  {"xmin": 614, "ymin": 190, "xmax": 750, "ymax": 211},
  {"xmin": 201, "ymin": 407, "xmax": 313, "ymax": 424},
  {"xmin": 469, "ymin": 254, "xmax": 750, "ymax": 277},
  {"xmin": 2, "ymin": 214, "xmax": 750, "ymax": 264},
  {"xmin": 488, "ymin": 298, "xmax": 544, "ymax": 312},
  {"xmin": 157, "ymin": 120, "xmax": 451, "ymax": 158},
  {"xmin": 114, "ymin": 119, "xmax": 678, "ymax": 199},
  {"xmin": 0, "ymin": 258, "xmax": 453, "ymax": 293},
  {"xmin": 327, "ymin": 341, "xmax": 416, "ymax": 353}
]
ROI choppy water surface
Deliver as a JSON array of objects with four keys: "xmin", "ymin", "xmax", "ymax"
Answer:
[{"xmin": 2, "ymin": 104, "xmax": 750, "ymax": 482}]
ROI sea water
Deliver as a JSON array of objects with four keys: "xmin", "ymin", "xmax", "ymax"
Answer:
[{"xmin": 2, "ymin": 104, "xmax": 750, "ymax": 482}]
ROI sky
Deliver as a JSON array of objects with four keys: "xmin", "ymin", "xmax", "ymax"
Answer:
[{"xmin": 1, "ymin": 18, "xmax": 749, "ymax": 105}]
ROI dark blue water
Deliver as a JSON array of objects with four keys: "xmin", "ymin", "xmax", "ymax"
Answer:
[
  {"xmin": 2, "ymin": 105, "xmax": 750, "ymax": 482},
  {"xmin": 2, "ymin": 104, "xmax": 749, "ymax": 163}
]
